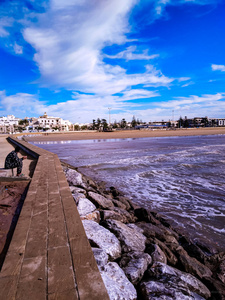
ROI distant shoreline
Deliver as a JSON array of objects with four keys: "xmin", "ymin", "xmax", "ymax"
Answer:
[{"xmin": 25, "ymin": 127, "xmax": 225, "ymax": 142}]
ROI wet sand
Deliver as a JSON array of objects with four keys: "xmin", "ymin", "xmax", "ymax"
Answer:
[{"xmin": 25, "ymin": 127, "xmax": 225, "ymax": 142}]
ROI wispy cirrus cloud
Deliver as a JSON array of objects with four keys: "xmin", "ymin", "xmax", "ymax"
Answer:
[
  {"xmin": 211, "ymin": 64, "xmax": 225, "ymax": 72},
  {"xmin": 105, "ymin": 46, "xmax": 159, "ymax": 61}
]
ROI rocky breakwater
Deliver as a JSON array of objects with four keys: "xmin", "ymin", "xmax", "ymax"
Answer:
[{"xmin": 63, "ymin": 164, "xmax": 225, "ymax": 300}]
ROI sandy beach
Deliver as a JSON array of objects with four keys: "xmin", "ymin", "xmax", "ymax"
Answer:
[{"xmin": 25, "ymin": 127, "xmax": 225, "ymax": 142}]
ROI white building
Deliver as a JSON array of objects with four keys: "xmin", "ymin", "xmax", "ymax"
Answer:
[
  {"xmin": 0, "ymin": 115, "xmax": 20, "ymax": 133},
  {"xmin": 37, "ymin": 112, "xmax": 72, "ymax": 131}
]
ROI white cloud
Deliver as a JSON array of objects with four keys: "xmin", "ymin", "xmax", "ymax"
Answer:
[
  {"xmin": 13, "ymin": 43, "xmax": 23, "ymax": 54},
  {"xmin": 0, "ymin": 17, "xmax": 13, "ymax": 37},
  {"xmin": 0, "ymin": 91, "xmax": 45, "ymax": 116},
  {"xmin": 211, "ymin": 64, "xmax": 225, "ymax": 72},
  {"xmin": 105, "ymin": 46, "xmax": 159, "ymax": 61},
  {"xmin": 22, "ymin": 0, "xmax": 175, "ymax": 95}
]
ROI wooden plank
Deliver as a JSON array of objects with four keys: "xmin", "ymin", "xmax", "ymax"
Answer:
[
  {"xmin": 24, "ymin": 211, "xmax": 48, "ymax": 259},
  {"xmin": 47, "ymin": 246, "xmax": 76, "ymax": 295},
  {"xmin": 0, "ymin": 275, "xmax": 18, "ymax": 300},
  {"xmin": 16, "ymin": 256, "xmax": 46, "ymax": 300},
  {"xmin": 48, "ymin": 288, "xmax": 78, "ymax": 300},
  {"xmin": 70, "ymin": 237, "xmax": 109, "ymax": 300}
]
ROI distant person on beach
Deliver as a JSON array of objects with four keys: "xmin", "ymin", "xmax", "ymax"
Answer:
[{"xmin": 4, "ymin": 146, "xmax": 27, "ymax": 176}]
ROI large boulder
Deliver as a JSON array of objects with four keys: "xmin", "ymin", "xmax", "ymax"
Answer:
[
  {"xmin": 145, "ymin": 262, "xmax": 211, "ymax": 299},
  {"xmin": 77, "ymin": 197, "xmax": 96, "ymax": 216},
  {"xmin": 65, "ymin": 168, "xmax": 84, "ymax": 187},
  {"xmin": 113, "ymin": 207, "xmax": 137, "ymax": 223},
  {"xmin": 100, "ymin": 262, "xmax": 137, "ymax": 300},
  {"xmin": 88, "ymin": 191, "xmax": 114, "ymax": 209},
  {"xmin": 82, "ymin": 220, "xmax": 121, "ymax": 260},
  {"xmin": 122, "ymin": 252, "xmax": 152, "ymax": 285},
  {"xmin": 70, "ymin": 186, "xmax": 87, "ymax": 195},
  {"xmin": 102, "ymin": 210, "xmax": 126, "ymax": 223},
  {"xmin": 177, "ymin": 247, "xmax": 213, "ymax": 279},
  {"xmin": 92, "ymin": 248, "xmax": 108, "ymax": 267},
  {"xmin": 104, "ymin": 220, "xmax": 146, "ymax": 253},
  {"xmin": 80, "ymin": 211, "xmax": 100, "ymax": 223},
  {"xmin": 147, "ymin": 244, "xmax": 167, "ymax": 264},
  {"xmin": 139, "ymin": 281, "xmax": 206, "ymax": 300}
]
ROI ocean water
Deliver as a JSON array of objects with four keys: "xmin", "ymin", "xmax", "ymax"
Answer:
[{"xmin": 31, "ymin": 135, "xmax": 225, "ymax": 250}]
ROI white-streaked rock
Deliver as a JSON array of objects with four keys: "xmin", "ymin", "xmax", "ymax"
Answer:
[
  {"xmin": 105, "ymin": 220, "xmax": 146, "ymax": 253},
  {"xmin": 77, "ymin": 197, "xmax": 96, "ymax": 216},
  {"xmin": 145, "ymin": 262, "xmax": 211, "ymax": 299},
  {"xmin": 88, "ymin": 191, "xmax": 114, "ymax": 209},
  {"xmin": 92, "ymin": 248, "xmax": 108, "ymax": 267},
  {"xmin": 65, "ymin": 168, "xmax": 84, "ymax": 187},
  {"xmin": 100, "ymin": 262, "xmax": 137, "ymax": 300},
  {"xmin": 123, "ymin": 253, "xmax": 152, "ymax": 285},
  {"xmin": 82, "ymin": 220, "xmax": 121, "ymax": 260}
]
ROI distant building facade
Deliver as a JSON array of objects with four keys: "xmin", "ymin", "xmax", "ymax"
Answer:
[{"xmin": 0, "ymin": 115, "xmax": 20, "ymax": 133}]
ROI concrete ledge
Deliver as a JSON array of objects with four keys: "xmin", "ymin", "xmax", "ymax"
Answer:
[
  {"xmin": 0, "ymin": 168, "xmax": 14, "ymax": 177},
  {"xmin": 0, "ymin": 136, "xmax": 109, "ymax": 300}
]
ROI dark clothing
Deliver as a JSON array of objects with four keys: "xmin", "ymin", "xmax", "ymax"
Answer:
[{"xmin": 5, "ymin": 150, "xmax": 23, "ymax": 175}]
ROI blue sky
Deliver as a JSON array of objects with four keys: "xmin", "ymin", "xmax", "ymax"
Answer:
[{"xmin": 0, "ymin": 0, "xmax": 225, "ymax": 123}]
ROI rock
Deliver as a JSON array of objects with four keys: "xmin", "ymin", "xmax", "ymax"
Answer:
[
  {"xmin": 104, "ymin": 220, "xmax": 146, "ymax": 253},
  {"xmin": 218, "ymin": 259, "xmax": 225, "ymax": 284},
  {"xmin": 82, "ymin": 220, "xmax": 121, "ymax": 260},
  {"xmin": 126, "ymin": 223, "xmax": 145, "ymax": 234},
  {"xmin": 77, "ymin": 197, "xmax": 96, "ymax": 216},
  {"xmin": 146, "ymin": 262, "xmax": 211, "ymax": 299},
  {"xmin": 139, "ymin": 281, "xmax": 206, "ymax": 300},
  {"xmin": 65, "ymin": 168, "xmax": 84, "ymax": 187},
  {"xmin": 80, "ymin": 211, "xmax": 100, "ymax": 223},
  {"xmin": 152, "ymin": 238, "xmax": 178, "ymax": 266},
  {"xmin": 115, "ymin": 196, "xmax": 131, "ymax": 210},
  {"xmin": 134, "ymin": 208, "xmax": 160, "ymax": 225},
  {"xmin": 177, "ymin": 247, "xmax": 213, "ymax": 279},
  {"xmin": 147, "ymin": 244, "xmax": 167, "ymax": 264},
  {"xmin": 88, "ymin": 191, "xmax": 114, "ymax": 209},
  {"xmin": 136, "ymin": 222, "xmax": 179, "ymax": 244},
  {"xmin": 92, "ymin": 248, "xmax": 108, "ymax": 267},
  {"xmin": 123, "ymin": 252, "xmax": 152, "ymax": 285},
  {"xmin": 113, "ymin": 207, "xmax": 137, "ymax": 223},
  {"xmin": 72, "ymin": 192, "xmax": 86, "ymax": 205},
  {"xmin": 100, "ymin": 262, "xmax": 137, "ymax": 300},
  {"xmin": 102, "ymin": 210, "xmax": 126, "ymax": 223},
  {"xmin": 112, "ymin": 199, "xmax": 127, "ymax": 210},
  {"xmin": 69, "ymin": 186, "xmax": 87, "ymax": 195}
]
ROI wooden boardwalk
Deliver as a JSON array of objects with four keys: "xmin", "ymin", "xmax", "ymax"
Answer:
[{"xmin": 0, "ymin": 137, "xmax": 109, "ymax": 300}]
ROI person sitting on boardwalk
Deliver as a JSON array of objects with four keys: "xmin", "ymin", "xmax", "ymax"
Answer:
[{"xmin": 4, "ymin": 146, "xmax": 27, "ymax": 176}]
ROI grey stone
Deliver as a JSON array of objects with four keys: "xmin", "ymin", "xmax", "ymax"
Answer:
[
  {"xmin": 113, "ymin": 207, "xmax": 137, "ymax": 223},
  {"xmin": 82, "ymin": 220, "xmax": 121, "ymax": 260},
  {"xmin": 123, "ymin": 253, "xmax": 152, "ymax": 285},
  {"xmin": 80, "ymin": 211, "xmax": 100, "ymax": 223},
  {"xmin": 153, "ymin": 238, "xmax": 178, "ymax": 266},
  {"xmin": 92, "ymin": 248, "xmax": 108, "ymax": 267},
  {"xmin": 177, "ymin": 247, "xmax": 213, "ymax": 279},
  {"xmin": 65, "ymin": 168, "xmax": 84, "ymax": 187},
  {"xmin": 105, "ymin": 220, "xmax": 146, "ymax": 253},
  {"xmin": 112, "ymin": 199, "xmax": 127, "ymax": 210},
  {"xmin": 147, "ymin": 244, "xmax": 167, "ymax": 264},
  {"xmin": 102, "ymin": 210, "xmax": 126, "ymax": 223},
  {"xmin": 100, "ymin": 262, "xmax": 137, "ymax": 300},
  {"xmin": 88, "ymin": 191, "xmax": 114, "ymax": 209},
  {"xmin": 72, "ymin": 192, "xmax": 86, "ymax": 205},
  {"xmin": 139, "ymin": 281, "xmax": 207, "ymax": 300},
  {"xmin": 77, "ymin": 197, "xmax": 96, "ymax": 216},
  {"xmin": 146, "ymin": 262, "xmax": 211, "ymax": 299},
  {"xmin": 69, "ymin": 186, "xmax": 87, "ymax": 195}
]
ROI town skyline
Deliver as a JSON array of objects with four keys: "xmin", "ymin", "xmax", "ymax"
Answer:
[{"xmin": 0, "ymin": 0, "xmax": 225, "ymax": 123}]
